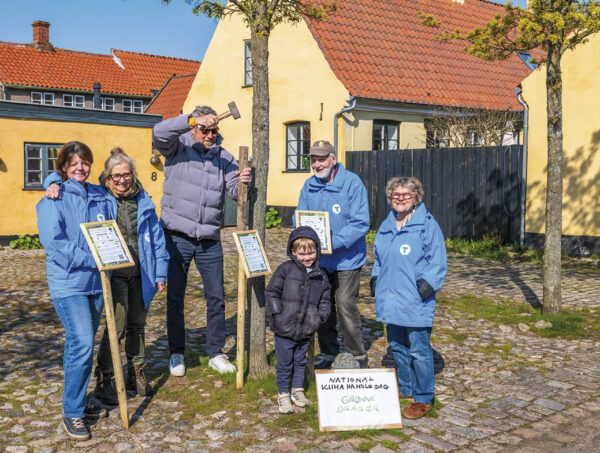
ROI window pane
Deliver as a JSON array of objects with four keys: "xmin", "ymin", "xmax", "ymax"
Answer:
[
  {"xmin": 75, "ymin": 95, "xmax": 85, "ymax": 108},
  {"xmin": 48, "ymin": 146, "xmax": 60, "ymax": 171},
  {"xmin": 43, "ymin": 93, "xmax": 54, "ymax": 105},
  {"xmin": 288, "ymin": 141, "xmax": 298, "ymax": 156},
  {"xmin": 27, "ymin": 172, "xmax": 42, "ymax": 184},
  {"xmin": 123, "ymin": 99, "xmax": 132, "ymax": 112},
  {"xmin": 63, "ymin": 94, "xmax": 73, "ymax": 107},
  {"xmin": 287, "ymin": 126, "xmax": 298, "ymax": 141},
  {"xmin": 287, "ymin": 157, "xmax": 297, "ymax": 170},
  {"xmin": 26, "ymin": 145, "xmax": 41, "ymax": 158},
  {"xmin": 244, "ymin": 41, "xmax": 252, "ymax": 85},
  {"xmin": 133, "ymin": 100, "xmax": 143, "ymax": 113},
  {"xmin": 31, "ymin": 92, "xmax": 42, "ymax": 104},
  {"xmin": 28, "ymin": 158, "xmax": 41, "ymax": 171}
]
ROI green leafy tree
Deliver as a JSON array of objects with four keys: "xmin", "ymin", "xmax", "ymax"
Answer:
[
  {"xmin": 161, "ymin": 0, "xmax": 337, "ymax": 376},
  {"xmin": 420, "ymin": 0, "xmax": 600, "ymax": 314}
]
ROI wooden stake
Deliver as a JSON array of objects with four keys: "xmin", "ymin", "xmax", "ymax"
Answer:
[
  {"xmin": 99, "ymin": 270, "xmax": 129, "ymax": 429},
  {"xmin": 236, "ymin": 146, "xmax": 249, "ymax": 389}
]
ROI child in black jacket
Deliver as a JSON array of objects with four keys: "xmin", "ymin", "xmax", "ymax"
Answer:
[{"xmin": 266, "ymin": 226, "xmax": 331, "ymax": 414}]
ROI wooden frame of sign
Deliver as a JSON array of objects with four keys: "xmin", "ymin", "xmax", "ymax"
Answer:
[
  {"xmin": 294, "ymin": 210, "xmax": 332, "ymax": 255},
  {"xmin": 80, "ymin": 219, "xmax": 134, "ymax": 429},
  {"xmin": 80, "ymin": 220, "xmax": 135, "ymax": 271},
  {"xmin": 232, "ymin": 230, "xmax": 272, "ymax": 278},
  {"xmin": 315, "ymin": 368, "xmax": 403, "ymax": 431}
]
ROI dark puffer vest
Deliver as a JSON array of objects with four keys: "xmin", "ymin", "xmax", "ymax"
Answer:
[{"xmin": 266, "ymin": 226, "xmax": 332, "ymax": 341}]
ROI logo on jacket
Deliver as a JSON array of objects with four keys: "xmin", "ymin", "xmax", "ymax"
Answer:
[
  {"xmin": 97, "ymin": 214, "xmax": 105, "ymax": 221},
  {"xmin": 144, "ymin": 232, "xmax": 151, "ymax": 243},
  {"xmin": 400, "ymin": 244, "xmax": 411, "ymax": 255},
  {"xmin": 332, "ymin": 203, "xmax": 341, "ymax": 214}
]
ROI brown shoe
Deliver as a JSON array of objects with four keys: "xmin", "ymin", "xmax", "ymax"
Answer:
[
  {"xmin": 398, "ymin": 392, "xmax": 414, "ymax": 402},
  {"xmin": 402, "ymin": 402, "xmax": 432, "ymax": 419},
  {"xmin": 127, "ymin": 363, "xmax": 153, "ymax": 397}
]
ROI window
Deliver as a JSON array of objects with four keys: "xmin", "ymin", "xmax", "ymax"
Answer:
[
  {"xmin": 286, "ymin": 122, "xmax": 311, "ymax": 171},
  {"xmin": 24, "ymin": 143, "xmax": 61, "ymax": 189},
  {"xmin": 102, "ymin": 97, "xmax": 115, "ymax": 111},
  {"xmin": 63, "ymin": 94, "xmax": 85, "ymax": 108},
  {"xmin": 31, "ymin": 91, "xmax": 54, "ymax": 105},
  {"xmin": 467, "ymin": 131, "xmax": 485, "ymax": 146},
  {"xmin": 372, "ymin": 120, "xmax": 399, "ymax": 150},
  {"xmin": 244, "ymin": 40, "xmax": 252, "ymax": 86},
  {"xmin": 122, "ymin": 99, "xmax": 143, "ymax": 113}
]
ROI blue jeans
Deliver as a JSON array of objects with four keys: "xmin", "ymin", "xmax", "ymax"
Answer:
[
  {"xmin": 274, "ymin": 334, "xmax": 310, "ymax": 393},
  {"xmin": 387, "ymin": 324, "xmax": 434, "ymax": 404},
  {"xmin": 165, "ymin": 231, "xmax": 226, "ymax": 358},
  {"xmin": 52, "ymin": 294, "xmax": 104, "ymax": 418}
]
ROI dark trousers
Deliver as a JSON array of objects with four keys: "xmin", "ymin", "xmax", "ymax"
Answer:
[
  {"xmin": 165, "ymin": 231, "xmax": 226, "ymax": 358},
  {"xmin": 317, "ymin": 268, "xmax": 366, "ymax": 358},
  {"xmin": 97, "ymin": 268, "xmax": 147, "ymax": 374},
  {"xmin": 275, "ymin": 334, "xmax": 310, "ymax": 393}
]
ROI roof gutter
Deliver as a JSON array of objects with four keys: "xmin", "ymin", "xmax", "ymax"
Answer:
[
  {"xmin": 514, "ymin": 87, "xmax": 529, "ymax": 247},
  {"xmin": 333, "ymin": 96, "xmax": 357, "ymax": 154}
]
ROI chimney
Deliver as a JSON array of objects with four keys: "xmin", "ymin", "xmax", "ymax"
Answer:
[
  {"xmin": 32, "ymin": 21, "xmax": 53, "ymax": 51},
  {"xmin": 93, "ymin": 83, "xmax": 102, "ymax": 109}
]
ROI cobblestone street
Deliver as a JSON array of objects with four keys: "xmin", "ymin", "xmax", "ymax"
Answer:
[{"xmin": 1, "ymin": 228, "xmax": 599, "ymax": 453}]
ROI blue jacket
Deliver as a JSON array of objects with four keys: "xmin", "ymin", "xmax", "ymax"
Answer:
[
  {"xmin": 372, "ymin": 203, "xmax": 447, "ymax": 327},
  {"xmin": 37, "ymin": 179, "xmax": 113, "ymax": 299},
  {"xmin": 44, "ymin": 172, "xmax": 169, "ymax": 308},
  {"xmin": 295, "ymin": 163, "xmax": 369, "ymax": 271}
]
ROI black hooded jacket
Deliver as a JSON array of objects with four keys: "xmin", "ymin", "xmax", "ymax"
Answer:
[{"xmin": 266, "ymin": 226, "xmax": 332, "ymax": 341}]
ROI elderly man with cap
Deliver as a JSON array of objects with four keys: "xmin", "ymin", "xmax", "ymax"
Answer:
[{"xmin": 295, "ymin": 140, "xmax": 370, "ymax": 369}]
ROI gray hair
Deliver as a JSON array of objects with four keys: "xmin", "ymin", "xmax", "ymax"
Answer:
[
  {"xmin": 386, "ymin": 176, "xmax": 424, "ymax": 204},
  {"xmin": 102, "ymin": 147, "xmax": 138, "ymax": 188},
  {"xmin": 191, "ymin": 105, "xmax": 217, "ymax": 117}
]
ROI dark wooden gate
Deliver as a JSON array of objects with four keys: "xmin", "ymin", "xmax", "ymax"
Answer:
[{"xmin": 345, "ymin": 145, "xmax": 523, "ymax": 243}]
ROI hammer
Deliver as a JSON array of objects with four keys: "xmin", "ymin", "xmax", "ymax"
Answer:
[{"xmin": 217, "ymin": 101, "xmax": 241, "ymax": 121}]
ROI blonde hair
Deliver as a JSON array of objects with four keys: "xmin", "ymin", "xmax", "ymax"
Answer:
[
  {"xmin": 102, "ymin": 147, "xmax": 138, "ymax": 196},
  {"xmin": 386, "ymin": 176, "xmax": 424, "ymax": 204},
  {"xmin": 291, "ymin": 237, "xmax": 316, "ymax": 253}
]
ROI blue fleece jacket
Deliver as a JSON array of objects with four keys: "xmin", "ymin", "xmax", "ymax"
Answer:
[
  {"xmin": 37, "ymin": 179, "xmax": 113, "ymax": 299},
  {"xmin": 43, "ymin": 172, "xmax": 169, "ymax": 308},
  {"xmin": 295, "ymin": 163, "xmax": 369, "ymax": 271},
  {"xmin": 372, "ymin": 203, "xmax": 447, "ymax": 327}
]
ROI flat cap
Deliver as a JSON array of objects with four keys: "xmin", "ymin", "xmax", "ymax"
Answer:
[{"xmin": 309, "ymin": 140, "xmax": 335, "ymax": 156}]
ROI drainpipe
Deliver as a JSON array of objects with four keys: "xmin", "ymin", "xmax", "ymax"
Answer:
[
  {"xmin": 333, "ymin": 96, "xmax": 357, "ymax": 155},
  {"xmin": 515, "ymin": 87, "xmax": 528, "ymax": 247}
]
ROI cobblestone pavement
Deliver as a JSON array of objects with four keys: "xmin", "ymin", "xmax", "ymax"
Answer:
[{"xmin": 1, "ymin": 228, "xmax": 599, "ymax": 452}]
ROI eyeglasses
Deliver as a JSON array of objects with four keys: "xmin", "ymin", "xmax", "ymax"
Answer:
[
  {"xmin": 109, "ymin": 172, "xmax": 132, "ymax": 182},
  {"xmin": 391, "ymin": 192, "xmax": 414, "ymax": 200},
  {"xmin": 195, "ymin": 126, "xmax": 219, "ymax": 135}
]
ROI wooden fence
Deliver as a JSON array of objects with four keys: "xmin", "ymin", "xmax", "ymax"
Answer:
[{"xmin": 345, "ymin": 145, "xmax": 523, "ymax": 243}]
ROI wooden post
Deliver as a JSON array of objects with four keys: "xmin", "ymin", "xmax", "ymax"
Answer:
[
  {"xmin": 236, "ymin": 146, "xmax": 249, "ymax": 389},
  {"xmin": 99, "ymin": 271, "xmax": 129, "ymax": 429}
]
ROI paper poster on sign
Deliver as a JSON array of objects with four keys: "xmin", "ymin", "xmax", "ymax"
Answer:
[
  {"xmin": 315, "ymin": 368, "xmax": 402, "ymax": 431},
  {"xmin": 80, "ymin": 220, "xmax": 135, "ymax": 271},
  {"xmin": 232, "ymin": 230, "xmax": 272, "ymax": 278},
  {"xmin": 294, "ymin": 210, "xmax": 332, "ymax": 254}
]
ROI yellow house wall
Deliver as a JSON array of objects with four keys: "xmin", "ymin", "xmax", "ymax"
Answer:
[
  {"xmin": 0, "ymin": 117, "xmax": 161, "ymax": 236},
  {"xmin": 522, "ymin": 33, "xmax": 600, "ymax": 237}
]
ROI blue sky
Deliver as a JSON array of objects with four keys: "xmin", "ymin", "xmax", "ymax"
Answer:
[{"xmin": 0, "ymin": 0, "xmax": 528, "ymax": 61}]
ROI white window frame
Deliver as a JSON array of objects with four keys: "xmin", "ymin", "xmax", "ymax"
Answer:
[
  {"xmin": 133, "ymin": 99, "xmax": 143, "ymax": 113},
  {"xmin": 31, "ymin": 91, "xmax": 54, "ymax": 105},
  {"xmin": 102, "ymin": 97, "xmax": 115, "ymax": 111},
  {"xmin": 63, "ymin": 94, "xmax": 84, "ymax": 107},
  {"xmin": 122, "ymin": 99, "xmax": 143, "ymax": 113}
]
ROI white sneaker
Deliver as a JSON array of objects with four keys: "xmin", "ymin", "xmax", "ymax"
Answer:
[
  {"xmin": 208, "ymin": 354, "xmax": 236, "ymax": 374},
  {"xmin": 169, "ymin": 354, "xmax": 185, "ymax": 377},
  {"xmin": 278, "ymin": 392, "xmax": 294, "ymax": 414},
  {"xmin": 291, "ymin": 388, "xmax": 309, "ymax": 407}
]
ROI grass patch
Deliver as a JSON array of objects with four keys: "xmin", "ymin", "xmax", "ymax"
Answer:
[
  {"xmin": 381, "ymin": 439, "xmax": 400, "ymax": 449},
  {"xmin": 357, "ymin": 440, "xmax": 378, "ymax": 451},
  {"xmin": 438, "ymin": 294, "xmax": 600, "ymax": 340},
  {"xmin": 431, "ymin": 429, "xmax": 446, "ymax": 436}
]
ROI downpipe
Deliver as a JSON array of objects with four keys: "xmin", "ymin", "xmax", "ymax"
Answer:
[
  {"xmin": 515, "ymin": 87, "xmax": 529, "ymax": 247},
  {"xmin": 334, "ymin": 96, "xmax": 357, "ymax": 154}
]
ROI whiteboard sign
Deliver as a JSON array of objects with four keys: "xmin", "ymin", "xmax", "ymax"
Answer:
[
  {"xmin": 315, "ymin": 369, "xmax": 402, "ymax": 431},
  {"xmin": 295, "ymin": 210, "xmax": 332, "ymax": 254},
  {"xmin": 80, "ymin": 220, "xmax": 135, "ymax": 271},
  {"xmin": 232, "ymin": 230, "xmax": 271, "ymax": 278}
]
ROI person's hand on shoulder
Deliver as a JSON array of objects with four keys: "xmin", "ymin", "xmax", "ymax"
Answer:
[{"xmin": 45, "ymin": 183, "xmax": 61, "ymax": 199}]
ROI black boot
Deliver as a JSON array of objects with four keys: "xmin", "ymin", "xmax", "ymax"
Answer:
[{"xmin": 93, "ymin": 367, "xmax": 118, "ymax": 406}]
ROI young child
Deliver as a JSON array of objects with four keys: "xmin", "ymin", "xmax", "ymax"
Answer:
[{"xmin": 266, "ymin": 226, "xmax": 331, "ymax": 414}]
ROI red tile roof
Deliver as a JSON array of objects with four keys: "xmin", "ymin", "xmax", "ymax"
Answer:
[
  {"xmin": 0, "ymin": 42, "xmax": 149, "ymax": 96},
  {"xmin": 111, "ymin": 49, "xmax": 200, "ymax": 94},
  {"xmin": 305, "ymin": 0, "xmax": 532, "ymax": 110},
  {"xmin": 146, "ymin": 74, "xmax": 196, "ymax": 119}
]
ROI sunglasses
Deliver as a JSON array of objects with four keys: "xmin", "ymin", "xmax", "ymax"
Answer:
[{"xmin": 196, "ymin": 126, "xmax": 219, "ymax": 135}]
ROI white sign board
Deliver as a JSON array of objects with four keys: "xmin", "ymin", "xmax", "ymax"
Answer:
[
  {"xmin": 232, "ymin": 230, "xmax": 271, "ymax": 278},
  {"xmin": 315, "ymin": 369, "xmax": 402, "ymax": 431},
  {"xmin": 295, "ymin": 210, "xmax": 332, "ymax": 254},
  {"xmin": 80, "ymin": 220, "xmax": 135, "ymax": 271}
]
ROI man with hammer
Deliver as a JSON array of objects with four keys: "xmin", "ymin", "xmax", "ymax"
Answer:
[
  {"xmin": 153, "ymin": 105, "xmax": 251, "ymax": 376},
  {"xmin": 296, "ymin": 140, "xmax": 370, "ymax": 369}
]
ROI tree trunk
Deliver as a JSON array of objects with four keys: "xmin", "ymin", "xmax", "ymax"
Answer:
[
  {"xmin": 247, "ymin": 26, "xmax": 270, "ymax": 377},
  {"xmin": 542, "ymin": 43, "xmax": 563, "ymax": 315}
]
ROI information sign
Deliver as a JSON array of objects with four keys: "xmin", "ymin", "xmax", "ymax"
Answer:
[
  {"xmin": 232, "ymin": 230, "xmax": 271, "ymax": 278},
  {"xmin": 80, "ymin": 220, "xmax": 135, "ymax": 271},
  {"xmin": 315, "ymin": 368, "xmax": 402, "ymax": 431},
  {"xmin": 294, "ymin": 210, "xmax": 332, "ymax": 254}
]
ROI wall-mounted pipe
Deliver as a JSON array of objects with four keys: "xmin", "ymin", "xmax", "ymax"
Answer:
[
  {"xmin": 515, "ymin": 87, "xmax": 529, "ymax": 247},
  {"xmin": 333, "ymin": 96, "xmax": 357, "ymax": 154}
]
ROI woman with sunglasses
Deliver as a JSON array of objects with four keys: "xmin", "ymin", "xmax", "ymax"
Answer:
[
  {"xmin": 370, "ymin": 176, "xmax": 447, "ymax": 420},
  {"xmin": 37, "ymin": 141, "xmax": 113, "ymax": 441}
]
